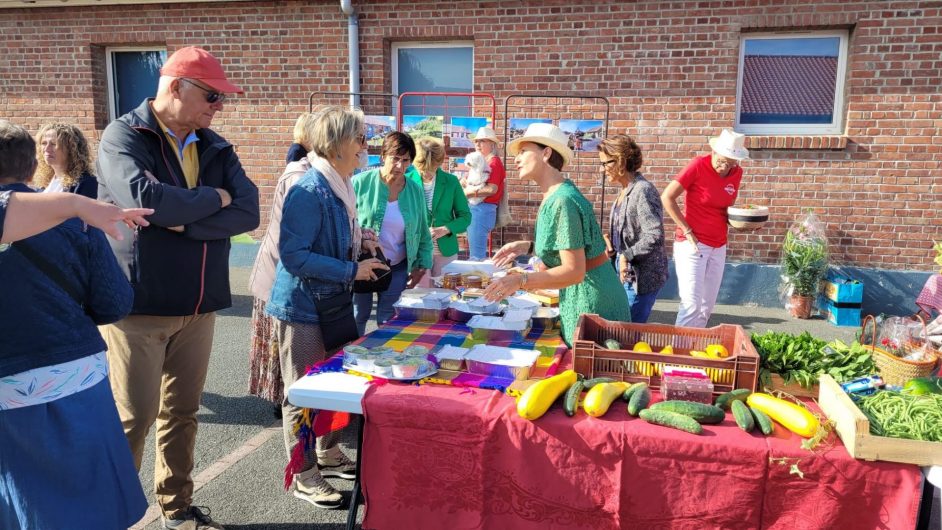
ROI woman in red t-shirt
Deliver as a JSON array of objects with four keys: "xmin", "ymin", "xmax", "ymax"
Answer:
[
  {"xmin": 464, "ymin": 126, "xmax": 505, "ymax": 260},
  {"xmin": 661, "ymin": 129, "xmax": 749, "ymax": 327}
]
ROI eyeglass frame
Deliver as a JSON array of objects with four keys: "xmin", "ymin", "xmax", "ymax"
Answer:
[
  {"xmin": 179, "ymin": 78, "xmax": 227, "ymax": 104},
  {"xmin": 599, "ymin": 159, "xmax": 618, "ymax": 169}
]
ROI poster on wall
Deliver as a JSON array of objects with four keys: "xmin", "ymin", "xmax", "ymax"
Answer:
[
  {"xmin": 449, "ymin": 157, "xmax": 468, "ymax": 180},
  {"xmin": 447, "ymin": 116, "xmax": 492, "ymax": 148},
  {"xmin": 364, "ymin": 154, "xmax": 382, "ymax": 171},
  {"xmin": 559, "ymin": 119, "xmax": 605, "ymax": 152},
  {"xmin": 508, "ymin": 118, "xmax": 553, "ymax": 142},
  {"xmin": 403, "ymin": 115, "xmax": 444, "ymax": 140},
  {"xmin": 364, "ymin": 115, "xmax": 395, "ymax": 147}
]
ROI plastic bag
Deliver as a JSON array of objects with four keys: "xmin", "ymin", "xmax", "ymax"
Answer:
[
  {"xmin": 779, "ymin": 210, "xmax": 829, "ymax": 315},
  {"xmin": 879, "ymin": 316, "xmax": 931, "ymax": 361}
]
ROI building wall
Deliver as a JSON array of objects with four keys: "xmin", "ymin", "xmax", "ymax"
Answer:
[{"xmin": 2, "ymin": 0, "xmax": 940, "ymax": 271}]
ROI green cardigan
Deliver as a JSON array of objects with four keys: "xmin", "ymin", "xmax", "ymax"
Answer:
[
  {"xmin": 407, "ymin": 167, "xmax": 472, "ymax": 257},
  {"xmin": 352, "ymin": 168, "xmax": 433, "ymax": 272}
]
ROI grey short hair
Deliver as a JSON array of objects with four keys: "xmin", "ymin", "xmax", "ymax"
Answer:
[
  {"xmin": 309, "ymin": 106, "xmax": 364, "ymax": 160},
  {"xmin": 0, "ymin": 120, "xmax": 38, "ymax": 183}
]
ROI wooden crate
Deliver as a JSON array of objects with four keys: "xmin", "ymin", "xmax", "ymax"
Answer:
[
  {"xmin": 818, "ymin": 374, "xmax": 942, "ymax": 466},
  {"xmin": 765, "ymin": 373, "xmax": 819, "ymax": 398}
]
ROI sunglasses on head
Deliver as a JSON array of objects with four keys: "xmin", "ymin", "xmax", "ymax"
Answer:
[{"xmin": 180, "ymin": 78, "xmax": 226, "ymax": 104}]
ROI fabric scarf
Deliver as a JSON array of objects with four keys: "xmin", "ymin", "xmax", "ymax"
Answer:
[{"xmin": 309, "ymin": 154, "xmax": 362, "ymax": 258}]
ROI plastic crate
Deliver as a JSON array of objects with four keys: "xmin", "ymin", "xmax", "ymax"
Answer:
[{"xmin": 572, "ymin": 314, "xmax": 760, "ymax": 397}]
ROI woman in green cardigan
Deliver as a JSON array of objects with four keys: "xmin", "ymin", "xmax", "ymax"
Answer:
[
  {"xmin": 352, "ymin": 132, "xmax": 433, "ymax": 334},
  {"xmin": 408, "ymin": 138, "xmax": 471, "ymax": 282}
]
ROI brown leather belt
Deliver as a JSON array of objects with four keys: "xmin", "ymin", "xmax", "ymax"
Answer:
[{"xmin": 586, "ymin": 252, "xmax": 611, "ymax": 272}]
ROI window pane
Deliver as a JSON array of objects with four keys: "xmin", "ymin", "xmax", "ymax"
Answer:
[
  {"xmin": 111, "ymin": 50, "xmax": 166, "ymax": 118},
  {"xmin": 740, "ymin": 37, "xmax": 840, "ymax": 125},
  {"xmin": 397, "ymin": 46, "xmax": 472, "ymax": 119}
]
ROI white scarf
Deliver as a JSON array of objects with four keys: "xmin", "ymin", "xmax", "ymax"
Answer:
[{"xmin": 309, "ymin": 154, "xmax": 362, "ymax": 259}]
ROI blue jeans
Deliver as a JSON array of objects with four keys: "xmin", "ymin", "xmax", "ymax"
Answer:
[
  {"xmin": 353, "ymin": 259, "xmax": 409, "ymax": 335},
  {"xmin": 467, "ymin": 202, "xmax": 497, "ymax": 260},
  {"xmin": 624, "ymin": 281, "xmax": 660, "ymax": 324}
]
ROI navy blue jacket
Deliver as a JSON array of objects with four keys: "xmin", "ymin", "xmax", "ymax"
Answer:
[
  {"xmin": 0, "ymin": 184, "xmax": 133, "ymax": 378},
  {"xmin": 96, "ymin": 99, "xmax": 260, "ymax": 316},
  {"xmin": 266, "ymin": 167, "xmax": 357, "ymax": 324}
]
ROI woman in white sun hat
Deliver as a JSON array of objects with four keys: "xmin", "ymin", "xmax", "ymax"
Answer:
[
  {"xmin": 483, "ymin": 123, "xmax": 629, "ymax": 346},
  {"xmin": 463, "ymin": 126, "xmax": 505, "ymax": 260},
  {"xmin": 661, "ymin": 128, "xmax": 749, "ymax": 328}
]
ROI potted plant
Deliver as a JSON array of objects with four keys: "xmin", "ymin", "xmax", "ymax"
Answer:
[{"xmin": 780, "ymin": 214, "xmax": 829, "ymax": 319}]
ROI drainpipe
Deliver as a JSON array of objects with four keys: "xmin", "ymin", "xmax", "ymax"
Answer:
[{"xmin": 340, "ymin": 0, "xmax": 360, "ymax": 107}]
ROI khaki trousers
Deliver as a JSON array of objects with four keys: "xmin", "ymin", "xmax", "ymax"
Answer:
[{"xmin": 101, "ymin": 312, "xmax": 216, "ymax": 519}]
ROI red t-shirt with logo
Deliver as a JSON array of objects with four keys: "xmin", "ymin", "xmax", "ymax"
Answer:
[
  {"xmin": 674, "ymin": 154, "xmax": 742, "ymax": 248},
  {"xmin": 482, "ymin": 156, "xmax": 505, "ymax": 205}
]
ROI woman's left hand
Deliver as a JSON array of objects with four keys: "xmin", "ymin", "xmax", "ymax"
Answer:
[
  {"xmin": 430, "ymin": 226, "xmax": 450, "ymax": 241},
  {"xmin": 406, "ymin": 268, "xmax": 428, "ymax": 289},
  {"xmin": 483, "ymin": 273, "xmax": 524, "ymax": 302}
]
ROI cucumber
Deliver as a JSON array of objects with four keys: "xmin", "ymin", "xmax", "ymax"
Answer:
[
  {"xmin": 731, "ymin": 400, "xmax": 755, "ymax": 432},
  {"xmin": 603, "ymin": 339, "xmax": 622, "ymax": 350},
  {"xmin": 563, "ymin": 380, "xmax": 585, "ymax": 417},
  {"xmin": 750, "ymin": 406, "xmax": 774, "ymax": 435},
  {"xmin": 649, "ymin": 400, "xmax": 725, "ymax": 424},
  {"xmin": 627, "ymin": 384, "xmax": 651, "ymax": 416},
  {"xmin": 622, "ymin": 382, "xmax": 645, "ymax": 401},
  {"xmin": 583, "ymin": 377, "xmax": 616, "ymax": 389},
  {"xmin": 715, "ymin": 389, "xmax": 752, "ymax": 410},
  {"xmin": 639, "ymin": 409, "xmax": 703, "ymax": 434}
]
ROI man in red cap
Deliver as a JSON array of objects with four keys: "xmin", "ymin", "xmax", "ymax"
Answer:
[{"xmin": 96, "ymin": 46, "xmax": 259, "ymax": 530}]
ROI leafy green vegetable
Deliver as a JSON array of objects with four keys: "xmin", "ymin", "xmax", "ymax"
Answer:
[{"xmin": 752, "ymin": 331, "xmax": 877, "ymax": 389}]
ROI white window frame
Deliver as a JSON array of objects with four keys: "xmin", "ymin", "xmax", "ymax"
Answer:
[
  {"xmin": 734, "ymin": 30, "xmax": 849, "ymax": 136},
  {"xmin": 105, "ymin": 46, "xmax": 166, "ymax": 121},
  {"xmin": 391, "ymin": 41, "xmax": 475, "ymax": 113}
]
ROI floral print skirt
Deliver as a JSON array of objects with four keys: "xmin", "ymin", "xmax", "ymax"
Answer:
[{"xmin": 248, "ymin": 297, "xmax": 283, "ymax": 403}]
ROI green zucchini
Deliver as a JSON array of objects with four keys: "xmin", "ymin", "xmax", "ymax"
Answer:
[
  {"xmin": 715, "ymin": 388, "xmax": 752, "ymax": 410},
  {"xmin": 639, "ymin": 409, "xmax": 703, "ymax": 434},
  {"xmin": 750, "ymin": 406, "xmax": 774, "ymax": 435},
  {"xmin": 649, "ymin": 400, "xmax": 725, "ymax": 424},
  {"xmin": 603, "ymin": 339, "xmax": 622, "ymax": 350},
  {"xmin": 731, "ymin": 400, "xmax": 755, "ymax": 432},
  {"xmin": 627, "ymin": 384, "xmax": 651, "ymax": 416},
  {"xmin": 583, "ymin": 377, "xmax": 616, "ymax": 389},
  {"xmin": 563, "ymin": 380, "xmax": 585, "ymax": 417}
]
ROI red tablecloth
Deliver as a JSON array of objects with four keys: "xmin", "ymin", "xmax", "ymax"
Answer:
[{"xmin": 359, "ymin": 384, "xmax": 921, "ymax": 529}]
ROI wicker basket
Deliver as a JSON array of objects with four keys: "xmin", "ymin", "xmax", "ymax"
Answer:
[{"xmin": 861, "ymin": 314, "xmax": 938, "ymax": 386}]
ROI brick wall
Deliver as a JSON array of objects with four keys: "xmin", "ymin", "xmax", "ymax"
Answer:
[{"xmin": 1, "ymin": 0, "xmax": 939, "ymax": 270}]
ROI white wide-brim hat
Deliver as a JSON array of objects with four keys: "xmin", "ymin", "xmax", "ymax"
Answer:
[
  {"xmin": 472, "ymin": 126, "xmax": 499, "ymax": 143},
  {"xmin": 709, "ymin": 129, "xmax": 750, "ymax": 160},
  {"xmin": 507, "ymin": 122, "xmax": 574, "ymax": 168}
]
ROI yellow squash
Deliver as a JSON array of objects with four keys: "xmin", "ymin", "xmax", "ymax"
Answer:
[
  {"xmin": 706, "ymin": 344, "xmax": 730, "ymax": 358},
  {"xmin": 516, "ymin": 370, "xmax": 578, "ymax": 420},
  {"xmin": 746, "ymin": 392, "xmax": 820, "ymax": 438},
  {"xmin": 583, "ymin": 381, "xmax": 631, "ymax": 417}
]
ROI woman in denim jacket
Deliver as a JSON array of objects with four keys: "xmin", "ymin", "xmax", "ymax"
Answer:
[
  {"xmin": 265, "ymin": 107, "xmax": 387, "ymax": 510},
  {"xmin": 351, "ymin": 132, "xmax": 433, "ymax": 334}
]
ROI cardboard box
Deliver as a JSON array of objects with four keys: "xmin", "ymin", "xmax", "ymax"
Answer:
[{"xmin": 820, "ymin": 270, "xmax": 864, "ymax": 304}]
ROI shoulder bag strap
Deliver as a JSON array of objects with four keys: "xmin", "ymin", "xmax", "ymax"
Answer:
[{"xmin": 12, "ymin": 239, "xmax": 84, "ymax": 306}]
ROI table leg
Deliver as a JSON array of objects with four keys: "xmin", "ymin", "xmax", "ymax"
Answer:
[
  {"xmin": 916, "ymin": 474, "xmax": 933, "ymax": 530},
  {"xmin": 345, "ymin": 414, "xmax": 365, "ymax": 530}
]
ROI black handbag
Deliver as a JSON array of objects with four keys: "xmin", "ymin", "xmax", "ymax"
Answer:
[
  {"xmin": 311, "ymin": 288, "xmax": 360, "ymax": 353},
  {"xmin": 352, "ymin": 246, "xmax": 393, "ymax": 294}
]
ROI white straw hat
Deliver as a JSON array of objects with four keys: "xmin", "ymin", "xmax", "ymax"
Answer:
[
  {"xmin": 472, "ymin": 126, "xmax": 499, "ymax": 143},
  {"xmin": 708, "ymin": 129, "xmax": 750, "ymax": 160},
  {"xmin": 507, "ymin": 123, "xmax": 574, "ymax": 168}
]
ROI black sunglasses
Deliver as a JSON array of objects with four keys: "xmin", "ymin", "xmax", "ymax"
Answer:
[
  {"xmin": 600, "ymin": 159, "xmax": 617, "ymax": 168},
  {"xmin": 180, "ymin": 78, "xmax": 226, "ymax": 104}
]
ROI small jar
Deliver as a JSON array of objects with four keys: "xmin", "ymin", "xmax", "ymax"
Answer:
[
  {"xmin": 443, "ymin": 273, "xmax": 462, "ymax": 290},
  {"xmin": 464, "ymin": 275, "xmax": 483, "ymax": 289}
]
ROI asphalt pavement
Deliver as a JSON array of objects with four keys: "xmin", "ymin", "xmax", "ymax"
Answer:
[{"xmin": 127, "ymin": 264, "xmax": 935, "ymax": 529}]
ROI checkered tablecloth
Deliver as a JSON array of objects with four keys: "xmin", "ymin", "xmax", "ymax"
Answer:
[
  {"xmin": 308, "ymin": 316, "xmax": 569, "ymax": 393},
  {"xmin": 916, "ymin": 274, "xmax": 942, "ymax": 316}
]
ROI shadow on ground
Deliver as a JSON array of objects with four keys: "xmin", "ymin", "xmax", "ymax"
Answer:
[
  {"xmin": 198, "ymin": 392, "xmax": 279, "ymax": 426},
  {"xmin": 218, "ymin": 294, "xmax": 255, "ymax": 318}
]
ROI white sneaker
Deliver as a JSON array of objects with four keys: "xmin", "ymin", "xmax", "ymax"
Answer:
[
  {"xmin": 318, "ymin": 452, "xmax": 357, "ymax": 480},
  {"xmin": 292, "ymin": 468, "xmax": 345, "ymax": 509}
]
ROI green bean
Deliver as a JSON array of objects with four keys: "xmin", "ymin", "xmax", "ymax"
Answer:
[{"xmin": 856, "ymin": 391, "xmax": 942, "ymax": 442}]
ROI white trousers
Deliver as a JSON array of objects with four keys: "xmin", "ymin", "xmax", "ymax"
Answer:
[{"xmin": 673, "ymin": 241, "xmax": 727, "ymax": 328}]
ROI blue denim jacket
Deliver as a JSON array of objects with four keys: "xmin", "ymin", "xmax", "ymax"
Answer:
[
  {"xmin": 0, "ymin": 184, "xmax": 134, "ymax": 377},
  {"xmin": 266, "ymin": 168, "xmax": 357, "ymax": 324}
]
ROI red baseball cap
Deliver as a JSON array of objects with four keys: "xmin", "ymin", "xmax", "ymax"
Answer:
[{"xmin": 160, "ymin": 46, "xmax": 243, "ymax": 94}]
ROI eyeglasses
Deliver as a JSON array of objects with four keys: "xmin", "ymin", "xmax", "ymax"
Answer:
[
  {"xmin": 180, "ymin": 78, "xmax": 226, "ymax": 104},
  {"xmin": 356, "ymin": 134, "xmax": 367, "ymax": 145},
  {"xmin": 714, "ymin": 156, "xmax": 739, "ymax": 168},
  {"xmin": 600, "ymin": 159, "xmax": 617, "ymax": 168},
  {"xmin": 387, "ymin": 155, "xmax": 412, "ymax": 165}
]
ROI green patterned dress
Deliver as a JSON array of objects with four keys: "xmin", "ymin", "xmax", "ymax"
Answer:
[{"xmin": 535, "ymin": 180, "xmax": 630, "ymax": 345}]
